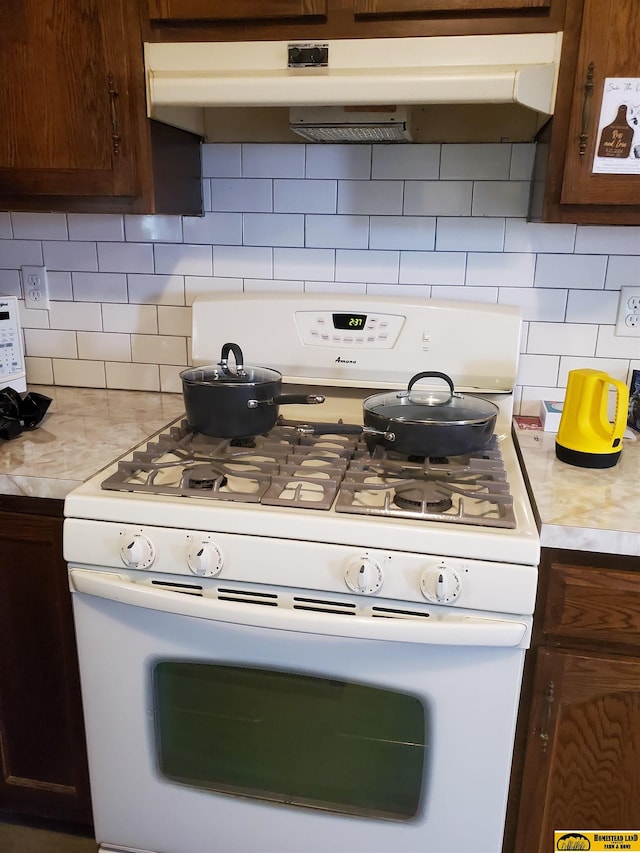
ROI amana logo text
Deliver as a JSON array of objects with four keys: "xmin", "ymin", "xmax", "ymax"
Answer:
[{"xmin": 335, "ymin": 356, "xmax": 357, "ymax": 364}]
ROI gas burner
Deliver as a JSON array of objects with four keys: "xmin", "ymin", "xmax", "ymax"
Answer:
[
  {"xmin": 181, "ymin": 464, "xmax": 227, "ymax": 491},
  {"xmin": 393, "ymin": 482, "xmax": 454, "ymax": 513}
]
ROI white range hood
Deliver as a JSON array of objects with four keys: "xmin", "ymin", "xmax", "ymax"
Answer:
[{"xmin": 144, "ymin": 32, "xmax": 563, "ymax": 143}]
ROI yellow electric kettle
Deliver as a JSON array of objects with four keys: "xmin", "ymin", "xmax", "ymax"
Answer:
[{"xmin": 556, "ymin": 368, "xmax": 629, "ymax": 468}]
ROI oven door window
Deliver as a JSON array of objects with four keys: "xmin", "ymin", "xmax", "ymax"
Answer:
[{"xmin": 153, "ymin": 662, "xmax": 427, "ymax": 821}]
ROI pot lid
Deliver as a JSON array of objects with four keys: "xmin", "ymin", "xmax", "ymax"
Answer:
[{"xmin": 180, "ymin": 342, "xmax": 282, "ymax": 386}]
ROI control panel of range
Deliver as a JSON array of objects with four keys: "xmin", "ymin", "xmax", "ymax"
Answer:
[
  {"xmin": 64, "ymin": 519, "xmax": 536, "ymax": 616},
  {"xmin": 295, "ymin": 310, "xmax": 405, "ymax": 349},
  {"xmin": 0, "ymin": 296, "xmax": 26, "ymax": 393}
]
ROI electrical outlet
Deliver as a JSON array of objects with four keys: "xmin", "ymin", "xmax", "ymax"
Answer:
[
  {"xmin": 21, "ymin": 266, "xmax": 50, "ymax": 311},
  {"xmin": 615, "ymin": 286, "xmax": 640, "ymax": 337}
]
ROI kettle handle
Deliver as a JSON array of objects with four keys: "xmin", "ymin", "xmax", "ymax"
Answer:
[{"xmin": 608, "ymin": 377, "xmax": 630, "ymax": 441}]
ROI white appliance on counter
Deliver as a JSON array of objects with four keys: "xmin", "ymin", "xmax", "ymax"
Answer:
[
  {"xmin": 64, "ymin": 294, "xmax": 539, "ymax": 853},
  {"xmin": 0, "ymin": 296, "xmax": 26, "ymax": 393}
]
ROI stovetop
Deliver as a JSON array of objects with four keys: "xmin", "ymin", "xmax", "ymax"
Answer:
[{"xmin": 101, "ymin": 419, "xmax": 517, "ymax": 530}]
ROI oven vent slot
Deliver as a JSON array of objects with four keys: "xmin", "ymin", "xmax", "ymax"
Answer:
[
  {"xmin": 217, "ymin": 587, "xmax": 279, "ymax": 607},
  {"xmin": 371, "ymin": 606, "xmax": 431, "ymax": 620},
  {"xmin": 150, "ymin": 579, "xmax": 203, "ymax": 597},
  {"xmin": 293, "ymin": 596, "xmax": 357, "ymax": 616}
]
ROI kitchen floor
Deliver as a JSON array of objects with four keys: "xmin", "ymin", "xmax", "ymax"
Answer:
[{"xmin": 0, "ymin": 818, "xmax": 97, "ymax": 853}]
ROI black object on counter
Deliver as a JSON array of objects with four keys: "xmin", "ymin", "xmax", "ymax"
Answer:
[{"xmin": 0, "ymin": 387, "xmax": 51, "ymax": 440}]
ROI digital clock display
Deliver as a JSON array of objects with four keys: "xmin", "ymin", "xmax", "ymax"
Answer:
[{"xmin": 332, "ymin": 313, "xmax": 367, "ymax": 331}]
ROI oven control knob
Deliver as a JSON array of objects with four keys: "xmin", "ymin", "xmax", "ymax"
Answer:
[
  {"xmin": 420, "ymin": 564, "xmax": 461, "ymax": 604},
  {"xmin": 120, "ymin": 532, "xmax": 155, "ymax": 569},
  {"xmin": 345, "ymin": 556, "xmax": 383, "ymax": 595},
  {"xmin": 187, "ymin": 538, "xmax": 223, "ymax": 577}
]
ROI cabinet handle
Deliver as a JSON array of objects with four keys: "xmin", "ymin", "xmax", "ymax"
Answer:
[
  {"xmin": 107, "ymin": 73, "xmax": 121, "ymax": 156},
  {"xmin": 578, "ymin": 62, "xmax": 595, "ymax": 156},
  {"xmin": 538, "ymin": 679, "xmax": 555, "ymax": 752}
]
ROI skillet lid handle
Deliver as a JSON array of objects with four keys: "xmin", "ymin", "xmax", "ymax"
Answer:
[
  {"xmin": 407, "ymin": 371, "xmax": 455, "ymax": 404},
  {"xmin": 219, "ymin": 342, "xmax": 245, "ymax": 376}
]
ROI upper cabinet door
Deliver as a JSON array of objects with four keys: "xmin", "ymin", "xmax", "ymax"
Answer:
[
  {"xmin": 559, "ymin": 0, "xmax": 640, "ymax": 207},
  {"xmin": 148, "ymin": 1, "xmax": 328, "ymax": 22},
  {"xmin": 353, "ymin": 0, "xmax": 552, "ymax": 17},
  {"xmin": 0, "ymin": 0, "xmax": 137, "ymax": 199}
]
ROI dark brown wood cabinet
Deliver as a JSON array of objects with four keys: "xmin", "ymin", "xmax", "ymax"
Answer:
[
  {"xmin": 534, "ymin": 0, "xmax": 640, "ymax": 223},
  {"xmin": 508, "ymin": 548, "xmax": 640, "ymax": 853},
  {"xmin": 0, "ymin": 497, "xmax": 92, "ymax": 829},
  {"xmin": 147, "ymin": 0, "xmax": 567, "ymax": 40},
  {"xmin": 0, "ymin": 0, "xmax": 202, "ymax": 215}
]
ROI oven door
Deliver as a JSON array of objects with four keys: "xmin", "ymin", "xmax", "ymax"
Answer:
[{"xmin": 69, "ymin": 568, "xmax": 528, "ymax": 853}]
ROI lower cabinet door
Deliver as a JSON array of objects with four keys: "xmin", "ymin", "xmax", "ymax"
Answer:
[{"xmin": 515, "ymin": 647, "xmax": 640, "ymax": 853}]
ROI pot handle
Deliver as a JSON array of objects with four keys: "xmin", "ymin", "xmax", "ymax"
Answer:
[
  {"xmin": 219, "ymin": 342, "xmax": 245, "ymax": 376},
  {"xmin": 247, "ymin": 394, "xmax": 326, "ymax": 409},
  {"xmin": 294, "ymin": 422, "xmax": 396, "ymax": 442},
  {"xmin": 407, "ymin": 371, "xmax": 455, "ymax": 403}
]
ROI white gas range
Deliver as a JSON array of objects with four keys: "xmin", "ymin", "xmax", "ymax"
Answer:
[{"xmin": 64, "ymin": 294, "xmax": 539, "ymax": 853}]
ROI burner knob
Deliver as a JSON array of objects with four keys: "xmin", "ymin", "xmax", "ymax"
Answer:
[
  {"xmin": 345, "ymin": 556, "xmax": 383, "ymax": 595},
  {"xmin": 420, "ymin": 564, "xmax": 461, "ymax": 604},
  {"xmin": 187, "ymin": 538, "xmax": 223, "ymax": 577},
  {"xmin": 120, "ymin": 532, "xmax": 155, "ymax": 569}
]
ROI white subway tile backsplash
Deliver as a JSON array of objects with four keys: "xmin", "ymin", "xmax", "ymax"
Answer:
[
  {"xmin": 211, "ymin": 179, "xmax": 272, "ymax": 212},
  {"xmin": 77, "ymin": 331, "xmax": 131, "ymax": 361},
  {"xmin": 72, "ymin": 272, "xmax": 128, "ymax": 303},
  {"xmin": 0, "ymin": 213, "xmax": 12, "ymax": 239},
  {"xmin": 273, "ymin": 248, "xmax": 334, "ymax": 281},
  {"xmin": 274, "ymin": 179, "xmax": 337, "ymax": 214},
  {"xmin": 534, "ymin": 254, "xmax": 607, "ymax": 289},
  {"xmin": 399, "ymin": 251, "xmax": 465, "ymax": 285},
  {"xmin": 131, "ymin": 334, "xmax": 187, "ymax": 365},
  {"xmin": 25, "ymin": 356, "xmax": 53, "ymax": 385},
  {"xmin": 1, "ymin": 240, "xmax": 43, "ymax": 268},
  {"xmin": 102, "ymin": 303, "xmax": 158, "ymax": 334},
  {"xmin": 471, "ymin": 182, "xmax": 530, "ymax": 217},
  {"xmin": 68, "ymin": 214, "xmax": 124, "ymax": 242},
  {"xmin": 98, "ymin": 242, "xmax": 153, "ymax": 274},
  {"xmin": 306, "ymin": 215, "xmax": 369, "ymax": 249},
  {"xmin": 243, "ymin": 213, "xmax": 304, "ymax": 247},
  {"xmin": 335, "ymin": 249, "xmax": 399, "ymax": 284},
  {"xmin": 370, "ymin": 216, "xmax": 435, "ymax": 251},
  {"xmin": 466, "ymin": 252, "xmax": 535, "ymax": 287},
  {"xmin": 0, "ymin": 269, "xmax": 21, "ymax": 297},
  {"xmin": 183, "ymin": 212, "xmax": 243, "ymax": 246},
  {"xmin": 1, "ymin": 143, "xmax": 636, "ymax": 399},
  {"xmin": 436, "ymin": 218, "xmax": 505, "ymax": 252},
  {"xmin": 49, "ymin": 301, "xmax": 102, "ymax": 331},
  {"xmin": 575, "ymin": 225, "xmax": 640, "ymax": 255},
  {"xmin": 440, "ymin": 144, "xmax": 511, "ymax": 179},
  {"xmin": 509, "ymin": 145, "xmax": 536, "ymax": 181},
  {"xmin": 125, "ymin": 215, "xmax": 183, "ymax": 243},
  {"xmin": 105, "ymin": 361, "xmax": 160, "ymax": 391},
  {"xmin": 242, "ymin": 144, "xmax": 305, "ymax": 178},
  {"xmin": 504, "ymin": 219, "xmax": 576, "ymax": 253},
  {"xmin": 11, "ymin": 213, "xmax": 68, "ymax": 240},
  {"xmin": 158, "ymin": 306, "xmax": 192, "ymax": 337},
  {"xmin": 306, "ymin": 145, "xmax": 371, "ymax": 179},
  {"xmin": 213, "ymin": 245, "xmax": 272, "ymax": 279},
  {"xmin": 372, "ymin": 145, "xmax": 440, "ymax": 180},
  {"xmin": 528, "ymin": 322, "xmax": 598, "ymax": 356},
  {"xmin": 24, "ymin": 328, "xmax": 77, "ymax": 359},
  {"xmin": 604, "ymin": 255, "xmax": 640, "ymax": 289},
  {"xmin": 201, "ymin": 144, "xmax": 241, "ymax": 178},
  {"xmin": 337, "ymin": 181, "xmax": 403, "ymax": 215},
  {"xmin": 498, "ymin": 287, "xmax": 567, "ymax": 321},
  {"xmin": 53, "ymin": 358, "xmax": 106, "ymax": 388},
  {"xmin": 565, "ymin": 289, "xmax": 619, "ymax": 323},
  {"xmin": 185, "ymin": 276, "xmax": 242, "ymax": 305},
  {"xmin": 128, "ymin": 273, "xmax": 185, "ymax": 306},
  {"xmin": 404, "ymin": 181, "xmax": 472, "ymax": 216},
  {"xmin": 154, "ymin": 243, "xmax": 212, "ymax": 277},
  {"xmin": 516, "ymin": 353, "xmax": 560, "ymax": 387}
]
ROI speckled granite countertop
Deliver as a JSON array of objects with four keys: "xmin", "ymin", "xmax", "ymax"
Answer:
[
  {"xmin": 514, "ymin": 423, "xmax": 640, "ymax": 558},
  {"xmin": 0, "ymin": 386, "xmax": 184, "ymax": 501}
]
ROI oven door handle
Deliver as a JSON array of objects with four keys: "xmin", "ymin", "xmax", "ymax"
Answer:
[{"xmin": 69, "ymin": 569, "xmax": 528, "ymax": 648}]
